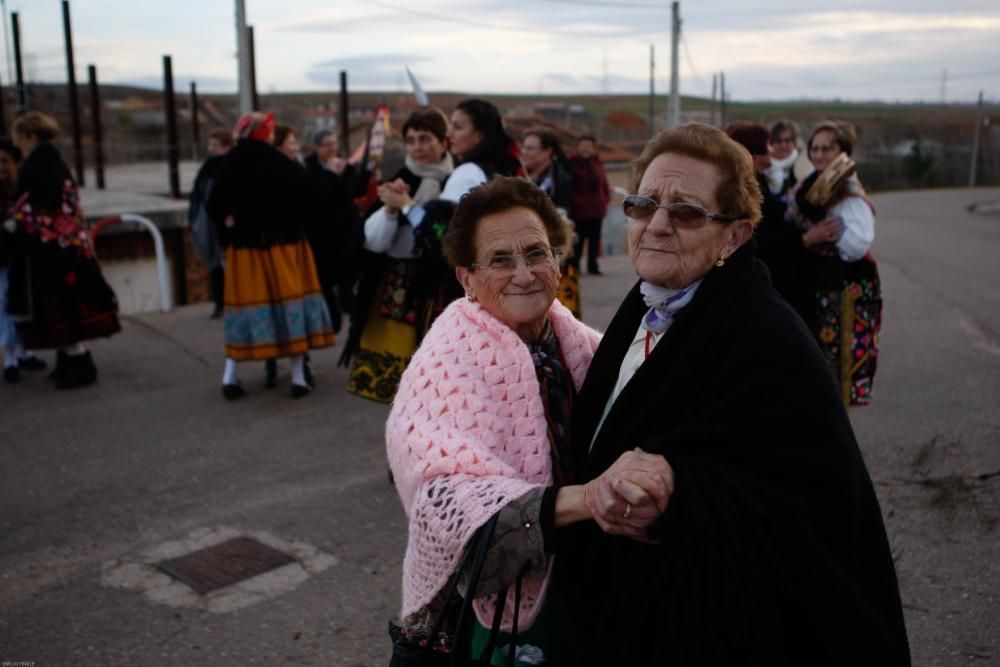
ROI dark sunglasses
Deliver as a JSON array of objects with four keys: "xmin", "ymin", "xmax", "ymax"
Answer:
[{"xmin": 623, "ymin": 194, "xmax": 737, "ymax": 228}]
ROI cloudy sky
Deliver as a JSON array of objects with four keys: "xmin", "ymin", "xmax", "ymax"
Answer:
[{"xmin": 7, "ymin": 0, "xmax": 1000, "ymax": 102}]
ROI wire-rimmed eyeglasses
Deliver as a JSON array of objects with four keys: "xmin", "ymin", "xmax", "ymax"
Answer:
[{"xmin": 470, "ymin": 246, "xmax": 562, "ymax": 273}]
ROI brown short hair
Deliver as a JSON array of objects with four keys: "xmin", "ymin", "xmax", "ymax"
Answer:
[
  {"xmin": 523, "ymin": 127, "xmax": 562, "ymax": 155},
  {"xmin": 208, "ymin": 128, "xmax": 233, "ymax": 147},
  {"xmin": 629, "ymin": 123, "xmax": 762, "ymax": 228},
  {"xmin": 273, "ymin": 124, "xmax": 296, "ymax": 147},
  {"xmin": 808, "ymin": 121, "xmax": 857, "ymax": 156},
  {"xmin": 402, "ymin": 107, "xmax": 449, "ymax": 142},
  {"xmin": 444, "ymin": 176, "xmax": 571, "ymax": 268},
  {"xmin": 13, "ymin": 111, "xmax": 59, "ymax": 142},
  {"xmin": 769, "ymin": 119, "xmax": 799, "ymax": 142}
]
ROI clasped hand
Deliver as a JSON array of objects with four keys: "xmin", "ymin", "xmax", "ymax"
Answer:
[
  {"xmin": 378, "ymin": 179, "xmax": 413, "ymax": 214},
  {"xmin": 583, "ymin": 448, "xmax": 673, "ymax": 541}
]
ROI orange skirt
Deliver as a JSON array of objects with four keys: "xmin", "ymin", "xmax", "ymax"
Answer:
[{"xmin": 223, "ymin": 241, "xmax": 335, "ymax": 360}]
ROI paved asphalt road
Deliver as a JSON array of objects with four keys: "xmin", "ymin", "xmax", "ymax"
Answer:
[{"xmin": 2, "ymin": 187, "xmax": 998, "ymax": 666}]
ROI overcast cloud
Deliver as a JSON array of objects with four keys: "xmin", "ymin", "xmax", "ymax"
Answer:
[{"xmin": 6, "ymin": 0, "xmax": 998, "ymax": 102}]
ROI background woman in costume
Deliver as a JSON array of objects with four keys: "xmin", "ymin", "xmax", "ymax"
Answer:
[
  {"xmin": 786, "ymin": 120, "xmax": 881, "ymax": 406},
  {"xmin": 521, "ymin": 127, "xmax": 582, "ymax": 319},
  {"xmin": 376, "ymin": 98, "xmax": 523, "ymax": 343},
  {"xmin": 560, "ymin": 123, "xmax": 907, "ymax": 664},
  {"xmin": 340, "ymin": 108, "xmax": 453, "ymax": 403},
  {"xmin": 387, "ymin": 177, "xmax": 672, "ymax": 666},
  {"xmin": 0, "ymin": 138, "xmax": 47, "ymax": 383},
  {"xmin": 187, "ymin": 128, "xmax": 233, "ymax": 320},
  {"xmin": 2, "ymin": 112, "xmax": 120, "ymax": 390},
  {"xmin": 206, "ymin": 112, "xmax": 335, "ymax": 400},
  {"xmin": 765, "ymin": 119, "xmax": 801, "ymax": 198}
]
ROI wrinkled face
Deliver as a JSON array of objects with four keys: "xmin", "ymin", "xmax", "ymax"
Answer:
[
  {"xmin": 769, "ymin": 131, "xmax": 795, "ymax": 160},
  {"xmin": 0, "ymin": 151, "xmax": 18, "ymax": 183},
  {"xmin": 577, "ymin": 139, "xmax": 596, "ymax": 158},
  {"xmin": 809, "ymin": 130, "xmax": 842, "ymax": 172},
  {"xmin": 448, "ymin": 109, "xmax": 483, "ymax": 160},
  {"xmin": 277, "ymin": 133, "xmax": 300, "ymax": 160},
  {"xmin": 628, "ymin": 152, "xmax": 750, "ymax": 289},
  {"xmin": 315, "ymin": 135, "xmax": 338, "ymax": 162},
  {"xmin": 405, "ymin": 128, "xmax": 446, "ymax": 165},
  {"xmin": 456, "ymin": 207, "xmax": 561, "ymax": 338},
  {"xmin": 520, "ymin": 135, "xmax": 551, "ymax": 173}
]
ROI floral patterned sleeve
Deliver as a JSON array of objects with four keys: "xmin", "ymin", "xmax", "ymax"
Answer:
[{"xmin": 460, "ymin": 487, "xmax": 548, "ymax": 598}]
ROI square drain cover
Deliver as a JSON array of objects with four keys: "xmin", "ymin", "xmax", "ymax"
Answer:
[{"xmin": 157, "ymin": 536, "xmax": 296, "ymax": 594}]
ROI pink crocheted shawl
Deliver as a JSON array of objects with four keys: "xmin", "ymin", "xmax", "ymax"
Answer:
[{"xmin": 387, "ymin": 297, "xmax": 601, "ymax": 630}]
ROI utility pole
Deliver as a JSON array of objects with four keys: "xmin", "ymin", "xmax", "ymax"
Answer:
[
  {"xmin": 940, "ymin": 69, "xmax": 947, "ymax": 104},
  {"xmin": 710, "ymin": 73, "xmax": 717, "ymax": 127},
  {"xmin": 719, "ymin": 71, "xmax": 727, "ymax": 128},
  {"xmin": 969, "ymin": 90, "xmax": 984, "ymax": 187},
  {"xmin": 0, "ymin": 74, "xmax": 6, "ymax": 135},
  {"xmin": 1, "ymin": 0, "xmax": 12, "ymax": 98},
  {"xmin": 11, "ymin": 11, "xmax": 25, "ymax": 112},
  {"xmin": 234, "ymin": 0, "xmax": 252, "ymax": 114},
  {"xmin": 668, "ymin": 1, "xmax": 681, "ymax": 127},
  {"xmin": 247, "ymin": 25, "xmax": 259, "ymax": 111},
  {"xmin": 62, "ymin": 1, "xmax": 84, "ymax": 185},
  {"xmin": 648, "ymin": 45, "xmax": 655, "ymax": 134}
]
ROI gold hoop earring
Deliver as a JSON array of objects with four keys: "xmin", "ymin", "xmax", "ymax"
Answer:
[
  {"xmin": 466, "ymin": 293, "xmax": 477, "ymax": 303},
  {"xmin": 715, "ymin": 256, "xmax": 726, "ymax": 267}
]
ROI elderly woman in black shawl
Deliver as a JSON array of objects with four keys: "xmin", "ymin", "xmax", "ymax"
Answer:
[
  {"xmin": 2, "ymin": 112, "xmax": 119, "ymax": 389},
  {"xmin": 558, "ymin": 123, "xmax": 909, "ymax": 665}
]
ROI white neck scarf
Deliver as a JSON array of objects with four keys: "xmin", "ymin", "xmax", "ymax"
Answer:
[
  {"xmin": 639, "ymin": 278, "xmax": 702, "ymax": 334},
  {"xmin": 405, "ymin": 153, "xmax": 454, "ymax": 204},
  {"xmin": 766, "ymin": 148, "xmax": 799, "ymax": 194}
]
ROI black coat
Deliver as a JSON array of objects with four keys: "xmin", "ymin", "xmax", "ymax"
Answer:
[
  {"xmin": 303, "ymin": 152, "xmax": 362, "ymax": 292},
  {"xmin": 752, "ymin": 172, "xmax": 812, "ymax": 325},
  {"xmin": 561, "ymin": 244, "xmax": 910, "ymax": 665},
  {"xmin": 206, "ymin": 139, "xmax": 311, "ymax": 249}
]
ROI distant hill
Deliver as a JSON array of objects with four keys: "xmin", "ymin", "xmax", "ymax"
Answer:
[{"xmin": 6, "ymin": 83, "xmax": 996, "ymax": 190}]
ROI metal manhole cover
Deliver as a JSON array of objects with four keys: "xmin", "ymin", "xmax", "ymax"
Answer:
[{"xmin": 157, "ymin": 536, "xmax": 296, "ymax": 594}]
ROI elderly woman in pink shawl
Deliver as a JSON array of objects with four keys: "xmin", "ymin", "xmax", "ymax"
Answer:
[{"xmin": 386, "ymin": 177, "xmax": 671, "ymax": 664}]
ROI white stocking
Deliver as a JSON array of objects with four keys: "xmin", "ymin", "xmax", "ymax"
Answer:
[{"xmin": 222, "ymin": 358, "xmax": 238, "ymax": 385}]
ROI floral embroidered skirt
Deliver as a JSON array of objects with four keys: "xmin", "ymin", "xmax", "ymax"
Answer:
[
  {"xmin": 348, "ymin": 264, "xmax": 417, "ymax": 403},
  {"xmin": 556, "ymin": 264, "xmax": 581, "ymax": 319},
  {"xmin": 9, "ymin": 244, "xmax": 120, "ymax": 350},
  {"xmin": 223, "ymin": 241, "xmax": 334, "ymax": 360},
  {"xmin": 811, "ymin": 254, "xmax": 882, "ymax": 406}
]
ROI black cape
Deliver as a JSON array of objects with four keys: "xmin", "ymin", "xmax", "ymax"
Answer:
[{"xmin": 560, "ymin": 244, "xmax": 910, "ymax": 665}]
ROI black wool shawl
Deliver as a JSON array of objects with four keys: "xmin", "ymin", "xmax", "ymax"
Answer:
[{"xmin": 561, "ymin": 244, "xmax": 910, "ymax": 666}]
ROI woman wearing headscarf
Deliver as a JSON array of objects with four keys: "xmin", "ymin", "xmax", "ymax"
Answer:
[
  {"xmin": 339, "ymin": 108, "xmax": 453, "ymax": 403},
  {"xmin": 2, "ymin": 112, "xmax": 120, "ymax": 389},
  {"xmin": 206, "ymin": 112, "xmax": 335, "ymax": 400},
  {"xmin": 560, "ymin": 123, "xmax": 908, "ymax": 664},
  {"xmin": 374, "ymin": 98, "xmax": 523, "ymax": 343},
  {"xmin": 387, "ymin": 177, "xmax": 670, "ymax": 665},
  {"xmin": 786, "ymin": 120, "xmax": 881, "ymax": 406}
]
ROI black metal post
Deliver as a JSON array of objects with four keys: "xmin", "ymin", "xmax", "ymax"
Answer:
[
  {"xmin": 0, "ymin": 74, "xmax": 7, "ymax": 136},
  {"xmin": 163, "ymin": 55, "xmax": 180, "ymax": 198},
  {"xmin": 87, "ymin": 64, "xmax": 105, "ymax": 189},
  {"xmin": 189, "ymin": 81, "xmax": 200, "ymax": 161},
  {"xmin": 248, "ymin": 25, "xmax": 259, "ymax": 111},
  {"xmin": 62, "ymin": 0, "xmax": 84, "ymax": 185},
  {"xmin": 338, "ymin": 70, "xmax": 349, "ymax": 156},
  {"xmin": 11, "ymin": 12, "xmax": 26, "ymax": 112}
]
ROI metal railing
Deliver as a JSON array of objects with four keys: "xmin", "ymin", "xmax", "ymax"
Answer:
[{"xmin": 90, "ymin": 213, "xmax": 173, "ymax": 312}]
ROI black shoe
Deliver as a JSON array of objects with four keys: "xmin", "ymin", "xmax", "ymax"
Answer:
[
  {"xmin": 18, "ymin": 354, "xmax": 47, "ymax": 371},
  {"xmin": 55, "ymin": 352, "xmax": 98, "ymax": 390},
  {"xmin": 304, "ymin": 358, "xmax": 315, "ymax": 388},
  {"xmin": 222, "ymin": 382, "xmax": 245, "ymax": 400},
  {"xmin": 3, "ymin": 366, "xmax": 20, "ymax": 383},
  {"xmin": 264, "ymin": 359, "xmax": 277, "ymax": 388},
  {"xmin": 49, "ymin": 350, "xmax": 69, "ymax": 382},
  {"xmin": 290, "ymin": 383, "xmax": 310, "ymax": 399},
  {"xmin": 588, "ymin": 268, "xmax": 603, "ymax": 276}
]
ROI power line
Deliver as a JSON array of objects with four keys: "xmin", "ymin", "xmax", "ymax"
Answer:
[
  {"xmin": 680, "ymin": 33, "xmax": 706, "ymax": 90},
  {"xmin": 538, "ymin": 0, "xmax": 670, "ymax": 8}
]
